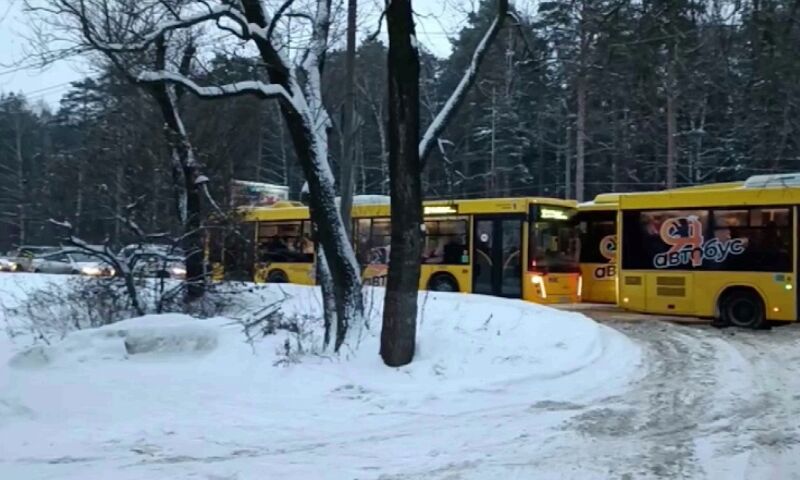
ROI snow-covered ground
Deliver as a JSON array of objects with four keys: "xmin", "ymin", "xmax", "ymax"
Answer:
[{"xmin": 2, "ymin": 272, "xmax": 800, "ymax": 479}]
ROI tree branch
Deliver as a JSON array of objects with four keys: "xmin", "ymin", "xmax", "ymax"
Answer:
[
  {"xmin": 267, "ymin": 0, "xmax": 296, "ymax": 40},
  {"xmin": 136, "ymin": 70, "xmax": 293, "ymax": 101},
  {"xmin": 419, "ymin": 0, "xmax": 509, "ymax": 164}
]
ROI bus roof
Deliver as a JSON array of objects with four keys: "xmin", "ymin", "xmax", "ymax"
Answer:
[
  {"xmin": 578, "ymin": 193, "xmax": 621, "ymax": 211},
  {"xmin": 618, "ymin": 178, "xmax": 800, "ymax": 210},
  {"xmin": 667, "ymin": 181, "xmax": 744, "ymax": 191},
  {"xmin": 241, "ymin": 196, "xmax": 577, "ymax": 221}
]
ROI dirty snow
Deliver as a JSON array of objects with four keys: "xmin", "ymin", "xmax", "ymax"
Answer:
[{"xmin": 2, "ymin": 273, "xmax": 800, "ymax": 479}]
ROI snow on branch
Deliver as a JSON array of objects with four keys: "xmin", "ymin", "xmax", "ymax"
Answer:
[
  {"xmin": 66, "ymin": 1, "xmax": 271, "ymax": 55},
  {"xmin": 137, "ymin": 71, "xmax": 292, "ymax": 101},
  {"xmin": 419, "ymin": 0, "xmax": 510, "ymax": 163}
]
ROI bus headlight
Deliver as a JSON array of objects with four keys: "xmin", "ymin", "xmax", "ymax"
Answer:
[{"xmin": 785, "ymin": 284, "xmax": 793, "ymax": 291}]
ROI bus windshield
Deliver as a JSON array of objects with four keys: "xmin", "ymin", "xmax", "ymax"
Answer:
[
  {"xmin": 577, "ymin": 210, "xmax": 616, "ymax": 263},
  {"xmin": 529, "ymin": 205, "xmax": 580, "ymax": 273}
]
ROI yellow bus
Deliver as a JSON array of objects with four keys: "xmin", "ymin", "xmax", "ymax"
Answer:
[
  {"xmin": 577, "ymin": 194, "xmax": 619, "ymax": 303},
  {"xmin": 209, "ymin": 197, "xmax": 582, "ymax": 304},
  {"xmin": 617, "ymin": 173, "xmax": 799, "ymax": 328}
]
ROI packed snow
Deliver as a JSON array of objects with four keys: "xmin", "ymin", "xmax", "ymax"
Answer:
[
  {"xmin": 7, "ymin": 273, "xmax": 800, "ymax": 479},
  {"xmin": 0, "ymin": 273, "xmax": 641, "ymax": 479}
]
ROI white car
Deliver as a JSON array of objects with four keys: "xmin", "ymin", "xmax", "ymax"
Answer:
[
  {"xmin": 30, "ymin": 251, "xmax": 115, "ymax": 276},
  {"xmin": 119, "ymin": 244, "xmax": 186, "ymax": 279},
  {"xmin": 0, "ymin": 257, "xmax": 20, "ymax": 272}
]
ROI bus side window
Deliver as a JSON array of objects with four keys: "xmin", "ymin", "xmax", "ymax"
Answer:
[
  {"xmin": 423, "ymin": 219, "xmax": 468, "ymax": 265},
  {"xmin": 370, "ymin": 219, "xmax": 391, "ymax": 264},
  {"xmin": 356, "ymin": 219, "xmax": 371, "ymax": 265},
  {"xmin": 300, "ymin": 220, "xmax": 314, "ymax": 261},
  {"xmin": 257, "ymin": 221, "xmax": 309, "ymax": 263}
]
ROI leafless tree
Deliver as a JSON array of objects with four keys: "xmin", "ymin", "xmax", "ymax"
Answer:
[
  {"xmin": 25, "ymin": 0, "xmax": 220, "ymax": 299},
  {"xmin": 26, "ymin": 0, "xmax": 364, "ymax": 350},
  {"xmin": 381, "ymin": 0, "xmax": 510, "ymax": 366}
]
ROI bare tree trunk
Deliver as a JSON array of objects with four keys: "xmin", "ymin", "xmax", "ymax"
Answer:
[
  {"xmin": 381, "ymin": 0, "xmax": 422, "ymax": 367},
  {"xmin": 666, "ymin": 94, "xmax": 677, "ymax": 188},
  {"xmin": 317, "ymin": 247, "xmax": 337, "ymax": 348},
  {"xmin": 145, "ymin": 40, "xmax": 206, "ymax": 300},
  {"xmin": 270, "ymin": 103, "xmax": 289, "ymax": 186},
  {"xmin": 114, "ymin": 162, "xmax": 123, "ymax": 244},
  {"xmin": 665, "ymin": 42, "xmax": 677, "ymax": 189},
  {"xmin": 256, "ymin": 103, "xmax": 264, "ymax": 182},
  {"xmin": 242, "ymin": 0, "xmax": 363, "ymax": 349},
  {"xmin": 150, "ymin": 150, "xmax": 159, "ymax": 230},
  {"xmin": 75, "ymin": 163, "xmax": 84, "ymax": 236},
  {"xmin": 369, "ymin": 102, "xmax": 389, "ymax": 193},
  {"xmin": 575, "ymin": 7, "xmax": 589, "ymax": 202},
  {"xmin": 339, "ymin": 0, "xmax": 357, "ymax": 236},
  {"xmin": 537, "ymin": 114, "xmax": 545, "ymax": 196},
  {"xmin": 575, "ymin": 73, "xmax": 587, "ymax": 201},
  {"xmin": 489, "ymin": 86, "xmax": 497, "ymax": 196},
  {"xmin": 564, "ymin": 120, "xmax": 572, "ymax": 199},
  {"xmin": 13, "ymin": 115, "xmax": 26, "ymax": 245}
]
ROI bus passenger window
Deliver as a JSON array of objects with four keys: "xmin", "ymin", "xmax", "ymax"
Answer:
[
  {"xmin": 257, "ymin": 221, "xmax": 313, "ymax": 263},
  {"xmin": 355, "ymin": 219, "xmax": 371, "ymax": 264},
  {"xmin": 369, "ymin": 219, "xmax": 392, "ymax": 265},
  {"xmin": 423, "ymin": 219, "xmax": 468, "ymax": 265}
]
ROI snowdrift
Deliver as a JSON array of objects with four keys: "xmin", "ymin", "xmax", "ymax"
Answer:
[{"xmin": 0, "ymin": 273, "xmax": 642, "ymax": 479}]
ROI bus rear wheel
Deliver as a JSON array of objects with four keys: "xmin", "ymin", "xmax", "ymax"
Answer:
[
  {"xmin": 266, "ymin": 270, "xmax": 288, "ymax": 283},
  {"xmin": 428, "ymin": 274, "xmax": 458, "ymax": 293},
  {"xmin": 719, "ymin": 289, "xmax": 765, "ymax": 329}
]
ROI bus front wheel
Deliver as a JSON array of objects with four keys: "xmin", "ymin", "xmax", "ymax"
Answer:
[
  {"xmin": 718, "ymin": 288, "xmax": 765, "ymax": 329},
  {"xmin": 428, "ymin": 274, "xmax": 459, "ymax": 293},
  {"xmin": 266, "ymin": 270, "xmax": 288, "ymax": 283}
]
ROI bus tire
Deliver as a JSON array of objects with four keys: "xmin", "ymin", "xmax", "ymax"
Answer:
[
  {"xmin": 266, "ymin": 270, "xmax": 288, "ymax": 283},
  {"xmin": 718, "ymin": 288, "xmax": 765, "ymax": 329},
  {"xmin": 428, "ymin": 274, "xmax": 459, "ymax": 293}
]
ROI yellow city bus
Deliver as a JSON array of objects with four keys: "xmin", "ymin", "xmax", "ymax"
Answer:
[
  {"xmin": 577, "ymin": 194, "xmax": 619, "ymax": 303},
  {"xmin": 617, "ymin": 173, "xmax": 800, "ymax": 328},
  {"xmin": 210, "ymin": 197, "xmax": 582, "ymax": 304}
]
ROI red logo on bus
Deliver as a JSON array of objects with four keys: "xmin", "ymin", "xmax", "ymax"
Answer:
[{"xmin": 654, "ymin": 215, "xmax": 746, "ymax": 269}]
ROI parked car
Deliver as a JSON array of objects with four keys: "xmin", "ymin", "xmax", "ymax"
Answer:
[
  {"xmin": 7, "ymin": 245, "xmax": 60, "ymax": 272},
  {"xmin": 10, "ymin": 246, "xmax": 61, "ymax": 258},
  {"xmin": 119, "ymin": 244, "xmax": 186, "ymax": 279},
  {"xmin": 30, "ymin": 251, "xmax": 115, "ymax": 276}
]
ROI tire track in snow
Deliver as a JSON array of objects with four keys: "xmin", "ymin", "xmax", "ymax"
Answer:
[{"xmin": 547, "ymin": 321, "xmax": 800, "ymax": 480}]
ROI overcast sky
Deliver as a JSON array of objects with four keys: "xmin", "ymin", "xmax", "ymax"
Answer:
[{"xmin": 0, "ymin": 0, "xmax": 466, "ymax": 108}]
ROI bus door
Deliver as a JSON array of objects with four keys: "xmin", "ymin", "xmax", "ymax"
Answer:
[{"xmin": 472, "ymin": 216, "xmax": 523, "ymax": 298}]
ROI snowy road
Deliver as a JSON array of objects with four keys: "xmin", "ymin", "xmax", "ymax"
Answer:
[
  {"xmin": 522, "ymin": 321, "xmax": 800, "ymax": 480},
  {"xmin": 361, "ymin": 322, "xmax": 800, "ymax": 479}
]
